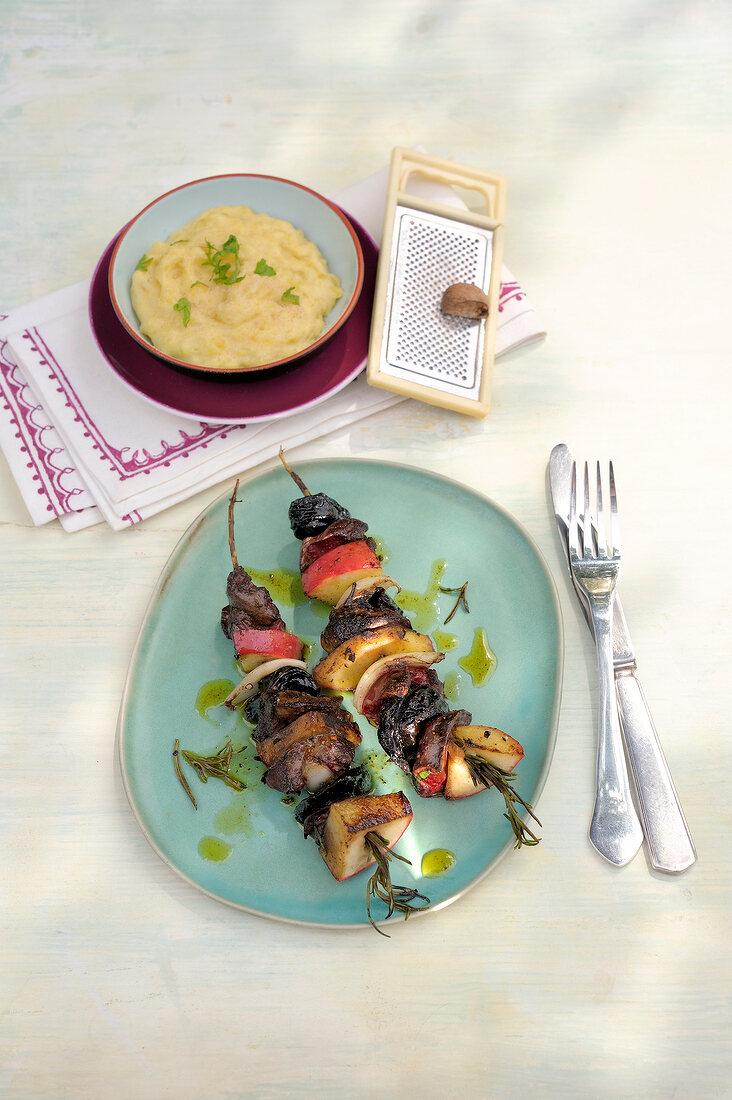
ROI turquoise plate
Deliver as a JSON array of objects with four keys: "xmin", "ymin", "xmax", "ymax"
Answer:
[{"xmin": 118, "ymin": 460, "xmax": 563, "ymax": 930}]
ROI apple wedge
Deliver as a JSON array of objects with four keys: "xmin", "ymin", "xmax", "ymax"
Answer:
[
  {"xmin": 232, "ymin": 627, "xmax": 304, "ymax": 671},
  {"xmin": 444, "ymin": 725, "xmax": 525, "ymax": 800},
  {"xmin": 313, "ymin": 625, "xmax": 435, "ymax": 692},
  {"xmin": 301, "ymin": 540, "xmax": 382, "ymax": 605},
  {"xmin": 318, "ymin": 792, "xmax": 413, "ymax": 881}
]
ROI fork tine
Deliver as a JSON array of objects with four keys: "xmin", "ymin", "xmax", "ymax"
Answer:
[
  {"xmin": 582, "ymin": 462, "xmax": 593, "ymax": 557},
  {"xmin": 595, "ymin": 462, "xmax": 606, "ymax": 558},
  {"xmin": 609, "ymin": 460, "xmax": 620, "ymax": 557},
  {"xmin": 568, "ymin": 461, "xmax": 578, "ymax": 555}
]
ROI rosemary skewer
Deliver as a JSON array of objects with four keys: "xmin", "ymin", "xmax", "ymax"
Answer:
[
  {"xmin": 279, "ymin": 446, "xmax": 311, "ymax": 496},
  {"xmin": 228, "ymin": 478, "xmax": 240, "ymax": 566},
  {"xmin": 453, "ymin": 740, "xmax": 542, "ymax": 849},
  {"xmin": 364, "ymin": 832, "xmax": 431, "ymax": 937}
]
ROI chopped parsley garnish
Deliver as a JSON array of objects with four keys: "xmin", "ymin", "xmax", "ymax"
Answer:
[
  {"xmin": 281, "ymin": 287, "xmax": 300, "ymax": 304},
  {"xmin": 173, "ymin": 297, "xmax": 191, "ymax": 326},
  {"xmin": 189, "ymin": 280, "xmax": 207, "ymax": 289},
  {"xmin": 136, "ymin": 254, "xmax": 152, "ymax": 271},
  {"xmin": 254, "ymin": 258, "xmax": 276, "ymax": 277},
  {"xmin": 202, "ymin": 235, "xmax": 244, "ymax": 285}
]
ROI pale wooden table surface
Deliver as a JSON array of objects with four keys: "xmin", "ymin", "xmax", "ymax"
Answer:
[{"xmin": 2, "ymin": 3, "xmax": 730, "ymax": 1098}]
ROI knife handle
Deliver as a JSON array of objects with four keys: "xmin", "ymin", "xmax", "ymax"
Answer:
[{"xmin": 615, "ymin": 672, "xmax": 697, "ymax": 873}]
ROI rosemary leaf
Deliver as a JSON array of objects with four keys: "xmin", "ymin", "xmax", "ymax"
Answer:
[
  {"xmin": 364, "ymin": 832, "xmax": 430, "ymax": 937},
  {"xmin": 438, "ymin": 581, "xmax": 470, "ymax": 623},
  {"xmin": 173, "ymin": 738, "xmax": 197, "ymax": 809},
  {"xmin": 180, "ymin": 741, "xmax": 246, "ymax": 792},
  {"xmin": 454, "ymin": 739, "xmax": 542, "ymax": 849}
]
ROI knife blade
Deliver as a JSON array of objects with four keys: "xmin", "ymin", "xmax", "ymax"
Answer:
[{"xmin": 549, "ymin": 444, "xmax": 696, "ymax": 874}]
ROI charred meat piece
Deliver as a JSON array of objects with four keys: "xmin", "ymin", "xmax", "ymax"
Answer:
[
  {"xmin": 256, "ymin": 708, "xmax": 362, "ymax": 768},
  {"xmin": 264, "ymin": 731, "xmax": 358, "ymax": 794},
  {"xmin": 377, "ymin": 684, "xmax": 449, "ymax": 773},
  {"xmin": 300, "ymin": 518, "xmax": 376, "ymax": 572},
  {"xmin": 252, "ymin": 689, "xmax": 348, "ymax": 743},
  {"xmin": 221, "ymin": 565, "xmax": 286, "ymax": 638},
  {"xmin": 412, "ymin": 709, "xmax": 472, "ymax": 797},
  {"xmin": 243, "ymin": 667, "xmax": 319, "ymax": 726},
  {"xmin": 354, "ymin": 654, "xmax": 444, "ymax": 725},
  {"xmin": 320, "ymin": 586, "xmax": 412, "ymax": 653},
  {"xmin": 259, "ymin": 665, "xmax": 319, "ymax": 697},
  {"xmin": 295, "ymin": 764, "xmax": 373, "ymax": 838},
  {"xmin": 288, "ymin": 492, "xmax": 350, "ymax": 540}
]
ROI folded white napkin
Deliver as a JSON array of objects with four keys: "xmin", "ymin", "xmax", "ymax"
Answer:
[{"xmin": 0, "ymin": 162, "xmax": 545, "ymax": 531}]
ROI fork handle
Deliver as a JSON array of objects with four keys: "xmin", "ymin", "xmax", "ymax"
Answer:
[
  {"xmin": 615, "ymin": 671, "xmax": 697, "ymax": 873},
  {"xmin": 588, "ymin": 601, "xmax": 644, "ymax": 866}
]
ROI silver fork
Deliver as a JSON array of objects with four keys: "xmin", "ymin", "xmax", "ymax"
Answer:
[{"xmin": 569, "ymin": 461, "xmax": 644, "ymax": 866}]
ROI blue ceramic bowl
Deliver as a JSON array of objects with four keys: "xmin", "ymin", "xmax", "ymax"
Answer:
[{"xmin": 108, "ymin": 174, "xmax": 365, "ymax": 374}]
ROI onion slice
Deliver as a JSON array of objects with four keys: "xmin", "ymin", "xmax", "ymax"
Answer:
[
  {"xmin": 224, "ymin": 657, "xmax": 308, "ymax": 709},
  {"xmin": 352, "ymin": 649, "xmax": 445, "ymax": 716},
  {"xmin": 334, "ymin": 575, "xmax": 402, "ymax": 609}
]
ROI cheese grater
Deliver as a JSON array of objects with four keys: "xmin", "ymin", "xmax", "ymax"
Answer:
[{"xmin": 367, "ymin": 147, "xmax": 506, "ymax": 418}]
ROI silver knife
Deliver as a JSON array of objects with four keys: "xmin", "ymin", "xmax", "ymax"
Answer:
[{"xmin": 549, "ymin": 444, "xmax": 696, "ymax": 874}]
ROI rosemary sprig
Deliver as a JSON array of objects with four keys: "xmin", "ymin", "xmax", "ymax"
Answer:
[
  {"xmin": 182, "ymin": 741, "xmax": 246, "ymax": 791},
  {"xmin": 454, "ymin": 740, "xmax": 542, "ymax": 849},
  {"xmin": 438, "ymin": 580, "xmax": 470, "ymax": 623},
  {"xmin": 173, "ymin": 738, "xmax": 197, "ymax": 809},
  {"xmin": 363, "ymin": 832, "xmax": 430, "ymax": 937},
  {"xmin": 173, "ymin": 738, "xmax": 246, "ymax": 808}
]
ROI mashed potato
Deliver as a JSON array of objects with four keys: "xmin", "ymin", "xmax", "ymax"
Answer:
[{"xmin": 130, "ymin": 205, "xmax": 343, "ymax": 370}]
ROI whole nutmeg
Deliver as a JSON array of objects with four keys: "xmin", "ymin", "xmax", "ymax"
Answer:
[{"xmin": 441, "ymin": 282, "xmax": 490, "ymax": 319}]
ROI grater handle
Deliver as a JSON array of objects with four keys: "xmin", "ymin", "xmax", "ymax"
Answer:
[{"xmin": 394, "ymin": 148, "xmax": 506, "ymax": 223}]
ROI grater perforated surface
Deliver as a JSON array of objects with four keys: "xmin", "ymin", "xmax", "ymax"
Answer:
[{"xmin": 382, "ymin": 207, "xmax": 494, "ymax": 397}]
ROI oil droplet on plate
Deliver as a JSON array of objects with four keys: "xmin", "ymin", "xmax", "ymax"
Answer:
[
  {"xmin": 421, "ymin": 848, "xmax": 456, "ymax": 876},
  {"xmin": 198, "ymin": 836, "xmax": 232, "ymax": 862},
  {"xmin": 396, "ymin": 559, "xmax": 447, "ymax": 632},
  {"xmin": 195, "ymin": 679, "xmax": 236, "ymax": 722},
  {"xmin": 371, "ymin": 535, "xmax": 389, "ymax": 565},
  {"xmin": 458, "ymin": 628, "xmax": 497, "ymax": 686},
  {"xmin": 214, "ymin": 792, "xmax": 252, "ymax": 837},
  {"xmin": 432, "ymin": 628, "xmax": 458, "ymax": 652},
  {"xmin": 443, "ymin": 671, "xmax": 462, "ymax": 701},
  {"xmin": 244, "ymin": 565, "xmax": 308, "ymax": 608}
]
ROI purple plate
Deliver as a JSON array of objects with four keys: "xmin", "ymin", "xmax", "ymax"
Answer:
[{"xmin": 88, "ymin": 213, "xmax": 377, "ymax": 424}]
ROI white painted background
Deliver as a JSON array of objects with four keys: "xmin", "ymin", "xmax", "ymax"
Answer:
[{"xmin": 1, "ymin": 2, "xmax": 730, "ymax": 1097}]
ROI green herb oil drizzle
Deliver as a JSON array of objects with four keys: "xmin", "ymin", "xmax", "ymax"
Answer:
[
  {"xmin": 421, "ymin": 848, "xmax": 456, "ymax": 876},
  {"xmin": 195, "ymin": 679, "xmax": 236, "ymax": 722},
  {"xmin": 395, "ymin": 558, "xmax": 448, "ymax": 633},
  {"xmin": 244, "ymin": 566, "xmax": 308, "ymax": 608},
  {"xmin": 198, "ymin": 836, "xmax": 232, "ymax": 862},
  {"xmin": 458, "ymin": 628, "xmax": 497, "ymax": 687}
]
